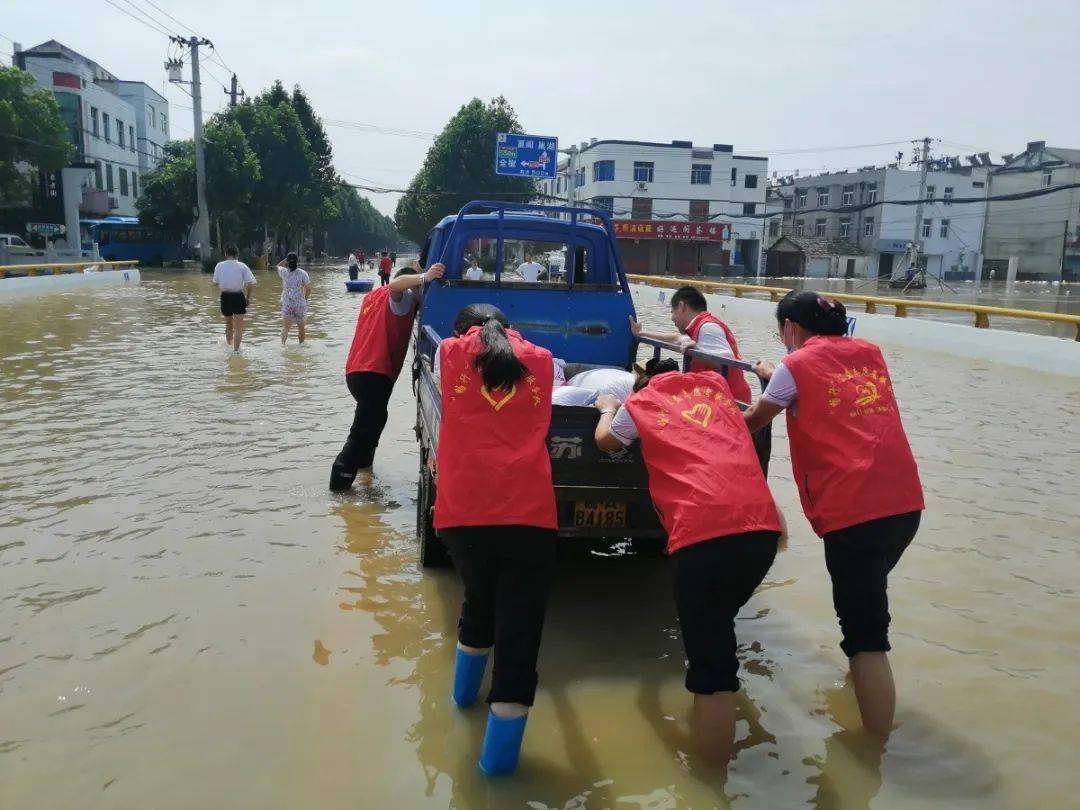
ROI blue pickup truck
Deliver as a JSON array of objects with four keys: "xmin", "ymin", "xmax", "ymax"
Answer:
[{"xmin": 411, "ymin": 201, "xmax": 768, "ymax": 566}]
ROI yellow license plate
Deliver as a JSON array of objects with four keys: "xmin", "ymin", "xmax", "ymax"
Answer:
[{"xmin": 572, "ymin": 500, "xmax": 627, "ymax": 528}]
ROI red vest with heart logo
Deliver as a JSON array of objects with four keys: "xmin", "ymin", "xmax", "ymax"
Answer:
[
  {"xmin": 783, "ymin": 336, "xmax": 924, "ymax": 536},
  {"xmin": 684, "ymin": 312, "xmax": 754, "ymax": 404},
  {"xmin": 434, "ymin": 327, "xmax": 557, "ymax": 530},
  {"xmin": 344, "ymin": 286, "xmax": 417, "ymax": 380},
  {"xmin": 625, "ymin": 370, "xmax": 780, "ymax": 553}
]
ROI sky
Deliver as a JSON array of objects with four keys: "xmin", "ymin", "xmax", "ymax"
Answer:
[{"xmin": 5, "ymin": 0, "xmax": 1079, "ymax": 218}]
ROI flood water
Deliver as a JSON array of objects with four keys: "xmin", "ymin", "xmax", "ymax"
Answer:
[{"xmin": 1, "ymin": 268, "xmax": 1078, "ymax": 809}]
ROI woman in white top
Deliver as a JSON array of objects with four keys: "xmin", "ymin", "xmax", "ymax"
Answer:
[
  {"xmin": 277, "ymin": 252, "xmax": 312, "ymax": 344},
  {"xmin": 464, "ymin": 256, "xmax": 485, "ymax": 281},
  {"xmin": 347, "ymin": 252, "xmax": 360, "ymax": 281}
]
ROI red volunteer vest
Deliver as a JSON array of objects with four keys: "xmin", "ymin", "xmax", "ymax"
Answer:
[
  {"xmin": 344, "ymin": 285, "xmax": 415, "ymax": 380},
  {"xmin": 685, "ymin": 312, "xmax": 753, "ymax": 405},
  {"xmin": 625, "ymin": 370, "xmax": 780, "ymax": 554},
  {"xmin": 783, "ymin": 336, "xmax": 924, "ymax": 536},
  {"xmin": 434, "ymin": 328, "xmax": 557, "ymax": 530}
]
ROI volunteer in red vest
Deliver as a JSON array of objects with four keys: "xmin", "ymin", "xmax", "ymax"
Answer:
[
  {"xmin": 377, "ymin": 251, "xmax": 392, "ymax": 286},
  {"xmin": 630, "ymin": 285, "xmax": 753, "ymax": 404},
  {"xmin": 743, "ymin": 290, "xmax": 924, "ymax": 737},
  {"xmin": 594, "ymin": 362, "xmax": 782, "ymax": 766},
  {"xmin": 329, "ymin": 262, "xmax": 444, "ymax": 491},
  {"xmin": 435, "ymin": 303, "xmax": 557, "ymax": 776}
]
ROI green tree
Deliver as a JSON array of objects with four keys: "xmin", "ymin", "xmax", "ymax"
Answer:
[
  {"xmin": 0, "ymin": 65, "xmax": 73, "ymax": 205},
  {"xmin": 394, "ymin": 97, "xmax": 534, "ymax": 245},
  {"xmin": 136, "ymin": 139, "xmax": 196, "ymax": 236},
  {"xmin": 326, "ymin": 182, "xmax": 399, "ymax": 255}
]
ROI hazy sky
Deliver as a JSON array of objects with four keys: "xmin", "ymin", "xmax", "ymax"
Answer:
[{"xmin": 6, "ymin": 1, "xmax": 1079, "ymax": 217}]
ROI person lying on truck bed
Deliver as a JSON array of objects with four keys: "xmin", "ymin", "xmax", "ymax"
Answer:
[
  {"xmin": 592, "ymin": 361, "xmax": 781, "ymax": 768},
  {"xmin": 630, "ymin": 285, "xmax": 753, "ymax": 404}
]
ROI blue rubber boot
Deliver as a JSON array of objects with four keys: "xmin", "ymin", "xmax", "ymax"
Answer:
[
  {"xmin": 479, "ymin": 710, "xmax": 527, "ymax": 776},
  {"xmin": 451, "ymin": 648, "xmax": 488, "ymax": 708}
]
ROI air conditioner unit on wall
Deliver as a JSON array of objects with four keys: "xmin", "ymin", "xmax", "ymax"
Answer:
[{"xmin": 636, "ymin": 182, "xmax": 647, "ymax": 191}]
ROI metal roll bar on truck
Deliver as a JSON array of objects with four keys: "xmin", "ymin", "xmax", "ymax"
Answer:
[{"xmin": 411, "ymin": 201, "xmax": 770, "ymax": 567}]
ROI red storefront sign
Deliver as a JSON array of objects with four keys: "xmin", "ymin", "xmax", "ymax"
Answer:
[
  {"xmin": 613, "ymin": 219, "xmax": 730, "ymax": 242},
  {"xmin": 52, "ymin": 72, "xmax": 81, "ymax": 90}
]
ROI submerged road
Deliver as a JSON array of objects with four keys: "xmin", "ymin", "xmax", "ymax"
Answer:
[{"xmin": 0, "ymin": 267, "xmax": 1077, "ymax": 808}]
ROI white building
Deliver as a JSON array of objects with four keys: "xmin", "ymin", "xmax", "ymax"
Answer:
[
  {"xmin": 15, "ymin": 40, "xmax": 169, "ymax": 218},
  {"xmin": 538, "ymin": 139, "xmax": 769, "ymax": 276},
  {"xmin": 770, "ymin": 159, "xmax": 992, "ymax": 279}
]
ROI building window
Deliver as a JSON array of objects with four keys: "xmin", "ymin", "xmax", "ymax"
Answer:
[
  {"xmin": 783, "ymin": 197, "xmax": 792, "ymax": 209},
  {"xmin": 768, "ymin": 219, "xmax": 779, "ymax": 237},
  {"xmin": 633, "ymin": 161, "xmax": 654, "ymax": 183},
  {"xmin": 865, "ymin": 183, "xmax": 878, "ymax": 204},
  {"xmin": 972, "ymin": 181, "xmax": 985, "ymax": 188},
  {"xmin": 943, "ymin": 186, "xmax": 954, "ymax": 204},
  {"xmin": 103, "ymin": 113, "xmax": 111, "ymax": 143},
  {"xmin": 842, "ymin": 185, "xmax": 854, "ymax": 206},
  {"xmin": 592, "ymin": 196, "xmax": 613, "ymax": 213},
  {"xmin": 940, "ymin": 219, "xmax": 949, "ymax": 238},
  {"xmin": 119, "ymin": 168, "xmax": 128, "ymax": 196},
  {"xmin": 815, "ymin": 218, "xmax": 826, "ymax": 237},
  {"xmin": 593, "ymin": 160, "xmax": 614, "ymax": 182},
  {"xmin": 161, "ymin": 114, "xmax": 167, "ymax": 137},
  {"xmin": 817, "ymin": 187, "xmax": 830, "ymax": 207},
  {"xmin": 839, "ymin": 217, "xmax": 851, "ymax": 238},
  {"xmin": 129, "ymin": 125, "xmax": 135, "ymax": 152},
  {"xmin": 631, "ymin": 197, "xmax": 652, "ymax": 219},
  {"xmin": 91, "ymin": 106, "xmax": 99, "ymax": 136},
  {"xmin": 743, "ymin": 202, "xmax": 756, "ymax": 215},
  {"xmin": 863, "ymin": 216, "xmax": 875, "ymax": 236},
  {"xmin": 925, "ymin": 185, "xmax": 935, "ymax": 200},
  {"xmin": 93, "ymin": 160, "xmax": 103, "ymax": 189},
  {"xmin": 730, "ymin": 167, "xmax": 737, "ymax": 186},
  {"xmin": 922, "ymin": 218, "xmax": 932, "ymax": 238},
  {"xmin": 691, "ymin": 164, "xmax": 712, "ymax": 185},
  {"xmin": 689, "ymin": 200, "xmax": 709, "ymax": 222},
  {"xmin": 117, "ymin": 120, "xmax": 125, "ymax": 148},
  {"xmin": 148, "ymin": 104, "xmax": 155, "ymax": 128},
  {"xmin": 744, "ymin": 173, "xmax": 758, "ymax": 189},
  {"xmin": 105, "ymin": 163, "xmax": 114, "ymax": 192},
  {"xmin": 1043, "ymin": 170, "xmax": 1053, "ymax": 187},
  {"xmin": 795, "ymin": 219, "xmax": 805, "ymax": 236},
  {"xmin": 132, "ymin": 172, "xmax": 138, "ymax": 197},
  {"xmin": 797, "ymin": 190, "xmax": 807, "ymax": 208},
  {"xmin": 575, "ymin": 168, "xmax": 585, "ymax": 187}
]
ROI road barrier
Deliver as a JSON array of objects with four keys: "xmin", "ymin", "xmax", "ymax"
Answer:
[
  {"xmin": 627, "ymin": 275, "xmax": 1080, "ymax": 341},
  {"xmin": 0, "ymin": 260, "xmax": 139, "ymax": 279}
]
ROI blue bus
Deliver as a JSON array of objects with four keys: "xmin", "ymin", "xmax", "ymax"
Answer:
[{"xmin": 80, "ymin": 217, "xmax": 185, "ymax": 265}]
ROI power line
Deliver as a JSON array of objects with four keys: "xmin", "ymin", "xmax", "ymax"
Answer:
[
  {"xmin": 102, "ymin": 0, "xmax": 172, "ymax": 36},
  {"xmin": 112, "ymin": 0, "xmax": 175, "ymax": 35},
  {"xmin": 140, "ymin": 0, "xmax": 200, "ymax": 37}
]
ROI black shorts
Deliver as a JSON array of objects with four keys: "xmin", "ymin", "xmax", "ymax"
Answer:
[
  {"xmin": 823, "ymin": 511, "xmax": 921, "ymax": 657},
  {"xmin": 672, "ymin": 531, "xmax": 779, "ymax": 694},
  {"xmin": 220, "ymin": 291, "xmax": 247, "ymax": 316}
]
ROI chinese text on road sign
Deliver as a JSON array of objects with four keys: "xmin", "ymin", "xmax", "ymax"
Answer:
[{"xmin": 496, "ymin": 132, "xmax": 558, "ymax": 179}]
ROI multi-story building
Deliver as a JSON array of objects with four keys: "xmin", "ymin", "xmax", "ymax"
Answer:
[
  {"xmin": 983, "ymin": 141, "xmax": 1080, "ymax": 281},
  {"xmin": 538, "ymin": 139, "xmax": 768, "ymax": 276},
  {"xmin": 768, "ymin": 160, "xmax": 993, "ymax": 279},
  {"xmin": 14, "ymin": 40, "xmax": 169, "ymax": 218}
]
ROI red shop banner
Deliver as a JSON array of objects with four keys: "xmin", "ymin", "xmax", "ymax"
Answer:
[{"xmin": 613, "ymin": 219, "xmax": 731, "ymax": 242}]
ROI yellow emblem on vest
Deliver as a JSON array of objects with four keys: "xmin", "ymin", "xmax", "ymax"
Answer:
[
  {"xmin": 480, "ymin": 385, "xmax": 517, "ymax": 411},
  {"xmin": 680, "ymin": 402, "xmax": 713, "ymax": 428}
]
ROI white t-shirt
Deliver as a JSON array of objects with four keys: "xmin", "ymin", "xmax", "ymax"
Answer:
[
  {"xmin": 212, "ymin": 259, "xmax": 256, "ymax": 292},
  {"xmin": 348, "ymin": 254, "xmax": 358, "ymax": 267},
  {"xmin": 692, "ymin": 321, "xmax": 734, "ymax": 359},
  {"xmin": 608, "ymin": 405, "xmax": 640, "ymax": 446},
  {"xmin": 388, "ymin": 287, "xmax": 419, "ymax": 317},
  {"xmin": 761, "ymin": 361, "xmax": 798, "ymax": 407},
  {"xmin": 566, "ymin": 368, "xmax": 635, "ymax": 402},
  {"xmin": 552, "ymin": 386, "xmax": 597, "ymax": 407},
  {"xmin": 516, "ymin": 261, "xmax": 543, "ymax": 283},
  {"xmin": 464, "ymin": 266, "xmax": 484, "ymax": 281}
]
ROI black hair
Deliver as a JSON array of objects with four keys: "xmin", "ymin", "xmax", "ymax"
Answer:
[
  {"xmin": 633, "ymin": 357, "xmax": 680, "ymax": 392},
  {"xmin": 776, "ymin": 291, "xmax": 849, "ymax": 336},
  {"xmin": 393, "ymin": 266, "xmax": 417, "ymax": 279},
  {"xmin": 670, "ymin": 286, "xmax": 707, "ymax": 313},
  {"xmin": 224, "ymin": 244, "xmax": 238, "ymax": 257},
  {"xmin": 286, "ymin": 251, "xmax": 298, "ymax": 270},
  {"xmin": 452, "ymin": 304, "xmax": 527, "ymax": 391}
]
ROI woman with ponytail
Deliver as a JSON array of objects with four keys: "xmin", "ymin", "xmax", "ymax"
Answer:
[
  {"xmin": 434, "ymin": 303, "xmax": 557, "ymax": 776},
  {"xmin": 744, "ymin": 291, "xmax": 924, "ymax": 737},
  {"xmin": 277, "ymin": 252, "xmax": 311, "ymax": 345}
]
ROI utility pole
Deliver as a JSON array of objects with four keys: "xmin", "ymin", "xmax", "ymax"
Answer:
[
  {"xmin": 898, "ymin": 136, "xmax": 933, "ymax": 282},
  {"xmin": 225, "ymin": 74, "xmax": 245, "ymax": 107},
  {"xmin": 561, "ymin": 145, "xmax": 579, "ymax": 209},
  {"xmin": 170, "ymin": 35, "xmax": 213, "ymax": 266}
]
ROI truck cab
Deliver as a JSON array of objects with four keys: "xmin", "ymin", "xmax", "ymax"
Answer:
[{"xmin": 411, "ymin": 201, "xmax": 767, "ymax": 566}]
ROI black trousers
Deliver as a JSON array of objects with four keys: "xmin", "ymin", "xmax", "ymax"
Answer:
[
  {"xmin": 348, "ymin": 266, "xmax": 359, "ymax": 281},
  {"xmin": 672, "ymin": 531, "xmax": 779, "ymax": 694},
  {"xmin": 443, "ymin": 526, "xmax": 557, "ymax": 706},
  {"xmin": 333, "ymin": 372, "xmax": 395, "ymax": 473},
  {"xmin": 823, "ymin": 511, "xmax": 921, "ymax": 657},
  {"xmin": 379, "ymin": 274, "xmax": 389, "ymax": 286}
]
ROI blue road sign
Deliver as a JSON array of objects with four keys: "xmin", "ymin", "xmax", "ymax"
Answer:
[{"xmin": 495, "ymin": 132, "xmax": 558, "ymax": 179}]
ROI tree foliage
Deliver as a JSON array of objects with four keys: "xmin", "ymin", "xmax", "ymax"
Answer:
[
  {"xmin": 326, "ymin": 182, "xmax": 399, "ymax": 254},
  {"xmin": 0, "ymin": 65, "xmax": 73, "ymax": 205},
  {"xmin": 394, "ymin": 97, "xmax": 535, "ymax": 245}
]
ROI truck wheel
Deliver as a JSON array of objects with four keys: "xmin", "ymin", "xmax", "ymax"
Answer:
[{"xmin": 417, "ymin": 456, "xmax": 450, "ymax": 568}]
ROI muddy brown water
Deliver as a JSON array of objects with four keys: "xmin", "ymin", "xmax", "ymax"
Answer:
[{"xmin": 1, "ymin": 268, "xmax": 1077, "ymax": 808}]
